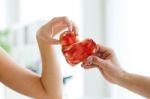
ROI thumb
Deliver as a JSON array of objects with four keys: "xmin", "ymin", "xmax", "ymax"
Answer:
[{"xmin": 91, "ymin": 56, "xmax": 106, "ymax": 68}]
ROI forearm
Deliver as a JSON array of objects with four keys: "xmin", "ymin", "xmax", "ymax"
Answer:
[
  {"xmin": 0, "ymin": 48, "xmax": 47, "ymax": 98},
  {"xmin": 37, "ymin": 37, "xmax": 62, "ymax": 99},
  {"xmin": 117, "ymin": 72, "xmax": 150, "ymax": 98}
]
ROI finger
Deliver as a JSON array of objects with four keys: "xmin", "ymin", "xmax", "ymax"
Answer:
[
  {"xmin": 95, "ymin": 44, "xmax": 100, "ymax": 53},
  {"xmin": 52, "ymin": 25, "xmax": 67, "ymax": 37},
  {"xmin": 82, "ymin": 56, "xmax": 93, "ymax": 66},
  {"xmin": 102, "ymin": 51, "xmax": 111, "ymax": 59},
  {"xmin": 95, "ymin": 44, "xmax": 114, "ymax": 59},
  {"xmin": 81, "ymin": 63, "xmax": 96, "ymax": 69},
  {"xmin": 90, "ymin": 56, "xmax": 106, "ymax": 68},
  {"xmin": 83, "ymin": 66, "xmax": 96, "ymax": 69},
  {"xmin": 93, "ymin": 51, "xmax": 103, "ymax": 58},
  {"xmin": 81, "ymin": 63, "xmax": 98, "ymax": 67},
  {"xmin": 62, "ymin": 16, "xmax": 72, "ymax": 31},
  {"xmin": 71, "ymin": 21, "xmax": 78, "ymax": 36},
  {"xmin": 97, "ymin": 44, "xmax": 110, "ymax": 53},
  {"xmin": 81, "ymin": 63, "xmax": 91, "ymax": 67},
  {"xmin": 93, "ymin": 48, "xmax": 102, "ymax": 57},
  {"xmin": 51, "ymin": 16, "xmax": 69, "ymax": 25},
  {"xmin": 51, "ymin": 16, "xmax": 72, "ymax": 34}
]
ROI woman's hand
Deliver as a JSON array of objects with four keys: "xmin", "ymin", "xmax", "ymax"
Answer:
[
  {"xmin": 81, "ymin": 44, "xmax": 126, "ymax": 84},
  {"xmin": 36, "ymin": 16, "xmax": 78, "ymax": 44},
  {"xmin": 35, "ymin": 16, "xmax": 79, "ymax": 99}
]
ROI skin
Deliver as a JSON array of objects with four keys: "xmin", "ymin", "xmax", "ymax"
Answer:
[
  {"xmin": 1, "ymin": 16, "xmax": 149, "ymax": 98},
  {"xmin": 0, "ymin": 16, "xmax": 77, "ymax": 99},
  {"xmin": 81, "ymin": 44, "xmax": 150, "ymax": 98}
]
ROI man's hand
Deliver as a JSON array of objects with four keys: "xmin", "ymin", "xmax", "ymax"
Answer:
[{"xmin": 81, "ymin": 44, "xmax": 126, "ymax": 84}]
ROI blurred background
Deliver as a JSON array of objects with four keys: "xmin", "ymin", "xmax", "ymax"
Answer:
[{"xmin": 0, "ymin": 0, "xmax": 150, "ymax": 99}]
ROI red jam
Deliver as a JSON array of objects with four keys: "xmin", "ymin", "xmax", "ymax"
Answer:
[{"xmin": 60, "ymin": 31, "xmax": 97, "ymax": 66}]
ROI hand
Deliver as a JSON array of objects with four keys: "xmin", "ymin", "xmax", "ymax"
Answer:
[
  {"xmin": 36, "ymin": 16, "xmax": 78, "ymax": 44},
  {"xmin": 81, "ymin": 44, "xmax": 126, "ymax": 84}
]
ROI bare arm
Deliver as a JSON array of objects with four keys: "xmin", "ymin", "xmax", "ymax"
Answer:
[
  {"xmin": 82, "ymin": 44, "xmax": 150, "ymax": 98},
  {"xmin": 118, "ymin": 72, "xmax": 150, "ymax": 98},
  {"xmin": 0, "ymin": 48, "xmax": 47, "ymax": 99},
  {"xmin": 0, "ymin": 16, "xmax": 75, "ymax": 99}
]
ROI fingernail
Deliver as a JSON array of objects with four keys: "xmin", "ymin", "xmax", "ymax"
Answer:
[
  {"xmin": 87, "ymin": 56, "xmax": 93, "ymax": 63},
  {"xmin": 81, "ymin": 64, "xmax": 84, "ymax": 66}
]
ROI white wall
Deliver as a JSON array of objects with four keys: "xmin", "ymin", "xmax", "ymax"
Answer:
[
  {"xmin": 81, "ymin": 0, "xmax": 111, "ymax": 98},
  {"xmin": 0, "ymin": 0, "xmax": 8, "ymax": 98},
  {"xmin": 0, "ymin": 0, "xmax": 7, "ymax": 29},
  {"xmin": 105, "ymin": 0, "xmax": 150, "ymax": 99},
  {"xmin": 0, "ymin": 83, "xmax": 5, "ymax": 99},
  {"xmin": 5, "ymin": 0, "xmax": 20, "ymax": 27}
]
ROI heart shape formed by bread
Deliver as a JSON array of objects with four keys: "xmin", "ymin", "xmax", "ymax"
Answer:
[{"xmin": 60, "ymin": 31, "xmax": 97, "ymax": 66}]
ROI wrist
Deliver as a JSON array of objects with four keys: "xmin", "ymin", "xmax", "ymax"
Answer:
[
  {"xmin": 36, "ymin": 31, "xmax": 60, "ymax": 45},
  {"xmin": 36, "ymin": 35, "xmax": 51, "ymax": 47},
  {"xmin": 116, "ymin": 70, "xmax": 129, "ymax": 86},
  {"xmin": 36, "ymin": 30, "xmax": 51, "ymax": 44}
]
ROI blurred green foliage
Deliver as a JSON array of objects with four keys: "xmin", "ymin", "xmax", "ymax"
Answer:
[{"xmin": 0, "ymin": 29, "xmax": 11, "ymax": 53}]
